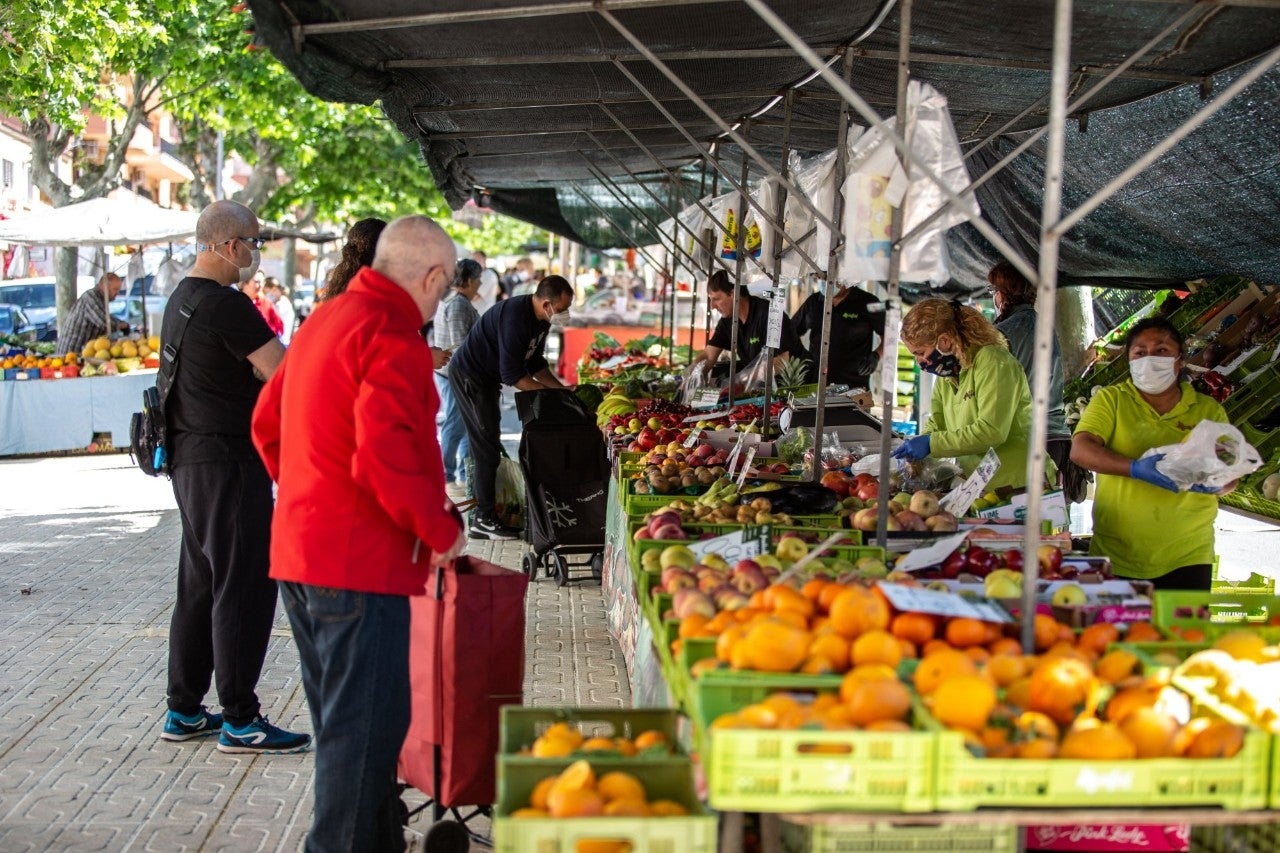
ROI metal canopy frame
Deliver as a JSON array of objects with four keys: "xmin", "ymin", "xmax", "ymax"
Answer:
[{"xmin": 258, "ymin": 0, "xmax": 1280, "ymax": 653}]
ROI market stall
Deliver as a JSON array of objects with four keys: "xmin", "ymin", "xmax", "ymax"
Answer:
[{"xmin": 0, "ymin": 368, "xmax": 157, "ymax": 455}]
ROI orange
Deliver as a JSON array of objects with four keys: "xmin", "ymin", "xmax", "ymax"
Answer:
[
  {"xmin": 1014, "ymin": 711, "xmax": 1060, "ymax": 742},
  {"xmin": 597, "ymin": 771, "xmax": 647, "ymax": 803},
  {"xmin": 989, "ymin": 637, "xmax": 1023, "ymax": 657},
  {"xmin": 890, "ymin": 612, "xmax": 938, "ymax": 646},
  {"xmin": 603, "ymin": 799, "xmax": 650, "ymax": 817},
  {"xmin": 912, "ymin": 648, "xmax": 977, "ymax": 695},
  {"xmin": 1095, "ymin": 649, "xmax": 1140, "ymax": 684},
  {"xmin": 575, "ymin": 840, "xmax": 634, "ymax": 853},
  {"xmin": 581, "ymin": 737, "xmax": 617, "ymax": 752},
  {"xmin": 706, "ymin": 611, "xmax": 737, "ymax": 634},
  {"xmin": 964, "ymin": 646, "xmax": 991, "ymax": 665},
  {"xmin": 844, "ymin": 678, "xmax": 912, "ymax": 726},
  {"xmin": 851, "ymin": 629, "xmax": 902, "ymax": 669},
  {"xmin": 613, "ymin": 738, "xmax": 638, "ymax": 757},
  {"xmin": 715, "ymin": 624, "xmax": 748, "ymax": 663},
  {"xmin": 1016, "ymin": 738, "xmax": 1059, "ymax": 759},
  {"xmin": 689, "ymin": 658, "xmax": 720, "ymax": 679},
  {"xmin": 1125, "ymin": 622, "xmax": 1163, "ymax": 642},
  {"xmin": 1033, "ymin": 613, "xmax": 1062, "ymax": 652},
  {"xmin": 1059, "ymin": 722, "xmax": 1137, "ymax": 760},
  {"xmin": 931, "ymin": 675, "xmax": 998, "ymax": 731},
  {"xmin": 802, "ymin": 577, "xmax": 830, "ymax": 603},
  {"xmin": 740, "ymin": 619, "xmax": 810, "ymax": 672},
  {"xmin": 1005, "ymin": 676, "xmax": 1032, "ymax": 710},
  {"xmin": 1184, "ymin": 720, "xmax": 1245, "ymax": 758},
  {"xmin": 530, "ymin": 776, "xmax": 558, "ymax": 810},
  {"xmin": 811, "ymin": 693, "xmax": 842, "ymax": 715},
  {"xmin": 986, "ymin": 653, "xmax": 1029, "ymax": 688},
  {"xmin": 808, "ymin": 632, "xmax": 851, "ymax": 672},
  {"xmin": 1103, "ymin": 684, "xmax": 1160, "ymax": 724},
  {"xmin": 632, "ymin": 730, "xmax": 667, "ymax": 752},
  {"xmin": 548, "ymin": 787, "xmax": 605, "ymax": 818},
  {"xmin": 511, "ymin": 807, "xmax": 550, "ymax": 818},
  {"xmin": 818, "ymin": 581, "xmax": 849, "ymax": 613},
  {"xmin": 800, "ymin": 655, "xmax": 837, "ymax": 675},
  {"xmin": 944, "ymin": 618, "xmax": 989, "ymax": 648},
  {"xmin": 677, "ymin": 613, "xmax": 710, "ymax": 639},
  {"xmin": 532, "ymin": 735, "xmax": 577, "ymax": 758},
  {"xmin": 766, "ymin": 584, "xmax": 815, "ymax": 618},
  {"xmin": 770, "ymin": 610, "xmax": 810, "ymax": 630},
  {"xmin": 1119, "ymin": 708, "xmax": 1180, "ymax": 758},
  {"xmin": 898, "ymin": 638, "xmax": 918, "ymax": 659},
  {"xmin": 544, "ymin": 722, "xmax": 583, "ymax": 747},
  {"xmin": 921, "ymin": 639, "xmax": 951, "ymax": 657},
  {"xmin": 1028, "ymin": 656, "xmax": 1097, "ymax": 726},
  {"xmin": 1077, "ymin": 623, "xmax": 1120, "ymax": 656},
  {"xmin": 648, "ymin": 800, "xmax": 690, "ymax": 817},
  {"xmin": 761, "ymin": 693, "xmax": 805, "ymax": 719},
  {"xmin": 838, "ymin": 665, "xmax": 896, "ymax": 703},
  {"xmin": 865, "ymin": 719, "xmax": 912, "ymax": 732},
  {"xmin": 828, "ymin": 586, "xmax": 891, "ymax": 639}
]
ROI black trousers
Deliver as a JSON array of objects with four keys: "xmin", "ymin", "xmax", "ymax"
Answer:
[
  {"xmin": 168, "ymin": 458, "xmax": 278, "ymax": 726},
  {"xmin": 450, "ymin": 368, "xmax": 503, "ymax": 519}
]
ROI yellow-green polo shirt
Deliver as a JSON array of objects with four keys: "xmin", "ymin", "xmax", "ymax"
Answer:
[
  {"xmin": 1074, "ymin": 380, "xmax": 1226, "ymax": 579},
  {"xmin": 923, "ymin": 343, "xmax": 1033, "ymax": 491}
]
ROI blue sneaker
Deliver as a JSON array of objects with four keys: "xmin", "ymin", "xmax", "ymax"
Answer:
[
  {"xmin": 161, "ymin": 706, "xmax": 224, "ymax": 742},
  {"xmin": 217, "ymin": 715, "xmax": 312, "ymax": 755}
]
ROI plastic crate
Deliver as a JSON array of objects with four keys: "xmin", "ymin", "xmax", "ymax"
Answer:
[
  {"xmin": 928, "ymin": 703, "xmax": 1270, "ymax": 811},
  {"xmin": 499, "ymin": 707, "xmax": 682, "ymax": 758},
  {"xmin": 492, "ymin": 757, "xmax": 716, "ymax": 853},
  {"xmin": 780, "ymin": 820, "xmax": 1019, "ymax": 853},
  {"xmin": 1220, "ymin": 486, "xmax": 1280, "ymax": 524},
  {"xmin": 5, "ymin": 367, "xmax": 34, "ymax": 380},
  {"xmin": 1152, "ymin": 591, "xmax": 1280, "ymax": 642},
  {"xmin": 1211, "ymin": 572, "xmax": 1277, "ymax": 595}
]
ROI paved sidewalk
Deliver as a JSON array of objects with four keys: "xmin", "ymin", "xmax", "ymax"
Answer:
[{"xmin": 0, "ymin": 455, "xmax": 627, "ymax": 851}]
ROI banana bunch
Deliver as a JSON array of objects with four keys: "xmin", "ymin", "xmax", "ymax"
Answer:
[{"xmin": 596, "ymin": 387, "xmax": 637, "ymax": 427}]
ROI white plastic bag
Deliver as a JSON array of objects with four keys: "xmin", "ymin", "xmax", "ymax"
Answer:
[
  {"xmin": 1147, "ymin": 421, "xmax": 1263, "ymax": 490},
  {"xmin": 495, "ymin": 456, "xmax": 526, "ymax": 530}
]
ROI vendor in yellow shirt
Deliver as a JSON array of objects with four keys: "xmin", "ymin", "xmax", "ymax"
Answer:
[
  {"xmin": 893, "ymin": 298, "xmax": 1034, "ymax": 491},
  {"xmin": 1071, "ymin": 318, "xmax": 1231, "ymax": 590}
]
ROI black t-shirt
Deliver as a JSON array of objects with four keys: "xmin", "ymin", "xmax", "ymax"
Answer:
[
  {"xmin": 448, "ymin": 294, "xmax": 550, "ymax": 386},
  {"xmin": 708, "ymin": 295, "xmax": 804, "ymax": 367},
  {"xmin": 794, "ymin": 288, "xmax": 885, "ymax": 385},
  {"xmin": 162, "ymin": 277, "xmax": 276, "ymax": 466}
]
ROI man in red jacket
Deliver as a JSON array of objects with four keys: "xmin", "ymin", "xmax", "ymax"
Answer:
[{"xmin": 253, "ymin": 215, "xmax": 465, "ymax": 851}]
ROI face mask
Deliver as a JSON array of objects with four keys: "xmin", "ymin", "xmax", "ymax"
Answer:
[
  {"xmin": 549, "ymin": 309, "xmax": 571, "ymax": 327},
  {"xmin": 919, "ymin": 347, "xmax": 961, "ymax": 377},
  {"xmin": 237, "ymin": 248, "xmax": 262, "ymax": 284},
  {"xmin": 1130, "ymin": 355, "xmax": 1178, "ymax": 394}
]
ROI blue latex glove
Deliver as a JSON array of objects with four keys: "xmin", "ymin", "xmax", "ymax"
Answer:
[
  {"xmin": 1189, "ymin": 483, "xmax": 1220, "ymax": 494},
  {"xmin": 1129, "ymin": 453, "xmax": 1179, "ymax": 492},
  {"xmin": 892, "ymin": 434, "xmax": 931, "ymax": 461}
]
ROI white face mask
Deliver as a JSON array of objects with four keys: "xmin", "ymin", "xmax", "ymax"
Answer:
[
  {"xmin": 237, "ymin": 249, "xmax": 262, "ymax": 284},
  {"xmin": 1130, "ymin": 355, "xmax": 1178, "ymax": 394},
  {"xmin": 549, "ymin": 309, "xmax": 571, "ymax": 327}
]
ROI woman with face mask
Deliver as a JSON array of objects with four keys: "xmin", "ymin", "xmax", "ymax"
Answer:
[
  {"xmin": 892, "ymin": 298, "xmax": 1036, "ymax": 491},
  {"xmin": 1071, "ymin": 318, "xmax": 1232, "ymax": 590}
]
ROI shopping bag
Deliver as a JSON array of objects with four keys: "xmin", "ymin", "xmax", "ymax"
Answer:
[
  {"xmin": 398, "ymin": 555, "xmax": 529, "ymax": 808},
  {"xmin": 495, "ymin": 456, "xmax": 526, "ymax": 529}
]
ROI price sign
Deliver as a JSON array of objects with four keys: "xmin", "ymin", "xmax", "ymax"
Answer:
[
  {"xmin": 688, "ymin": 525, "xmax": 771, "ymax": 563},
  {"xmin": 735, "ymin": 447, "xmax": 758, "ymax": 486},
  {"xmin": 894, "ymin": 530, "xmax": 969, "ymax": 573},
  {"xmin": 683, "ymin": 408, "xmax": 731, "ymax": 423},
  {"xmin": 693, "ymin": 389, "xmax": 721, "ymax": 410},
  {"xmin": 939, "ymin": 448, "xmax": 1002, "ymax": 517},
  {"xmin": 879, "ymin": 300, "xmax": 901, "ymax": 404},
  {"xmin": 876, "ymin": 581, "xmax": 1014, "ymax": 623},
  {"xmin": 766, "ymin": 285, "xmax": 787, "ymax": 349},
  {"xmin": 777, "ymin": 406, "xmax": 793, "ymax": 432},
  {"xmin": 682, "ymin": 429, "xmax": 702, "ymax": 448}
]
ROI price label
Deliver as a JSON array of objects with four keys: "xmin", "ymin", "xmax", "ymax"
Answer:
[
  {"xmin": 876, "ymin": 581, "xmax": 1014, "ymax": 623},
  {"xmin": 688, "ymin": 525, "xmax": 771, "ymax": 563},
  {"xmin": 693, "ymin": 389, "xmax": 721, "ymax": 409},
  {"xmin": 598, "ymin": 354, "xmax": 628, "ymax": 370},
  {"xmin": 879, "ymin": 300, "xmax": 901, "ymax": 403},
  {"xmin": 894, "ymin": 530, "xmax": 969, "ymax": 573},
  {"xmin": 683, "ymin": 408, "xmax": 731, "ymax": 423},
  {"xmin": 724, "ymin": 439, "xmax": 743, "ymax": 473},
  {"xmin": 777, "ymin": 406, "xmax": 793, "ymax": 432},
  {"xmin": 939, "ymin": 448, "xmax": 1002, "ymax": 517},
  {"xmin": 736, "ymin": 447, "xmax": 758, "ymax": 487},
  {"xmin": 682, "ymin": 429, "xmax": 702, "ymax": 449},
  {"xmin": 766, "ymin": 285, "xmax": 787, "ymax": 349}
]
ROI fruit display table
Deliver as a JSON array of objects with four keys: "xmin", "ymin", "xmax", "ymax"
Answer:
[{"xmin": 0, "ymin": 370, "xmax": 156, "ymax": 455}]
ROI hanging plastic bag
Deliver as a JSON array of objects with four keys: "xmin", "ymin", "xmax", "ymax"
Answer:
[
  {"xmin": 776, "ymin": 426, "xmax": 814, "ymax": 465},
  {"xmin": 728, "ymin": 349, "xmax": 772, "ymax": 397},
  {"xmin": 494, "ymin": 456, "xmax": 526, "ymax": 530},
  {"xmin": 1146, "ymin": 421, "xmax": 1263, "ymax": 491}
]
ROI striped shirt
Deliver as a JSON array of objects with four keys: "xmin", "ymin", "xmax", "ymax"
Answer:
[{"xmin": 433, "ymin": 290, "xmax": 479, "ymax": 354}]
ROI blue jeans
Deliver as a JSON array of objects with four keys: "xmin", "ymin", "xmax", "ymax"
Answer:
[
  {"xmin": 281, "ymin": 582, "xmax": 410, "ymax": 853},
  {"xmin": 436, "ymin": 372, "xmax": 470, "ymax": 483}
]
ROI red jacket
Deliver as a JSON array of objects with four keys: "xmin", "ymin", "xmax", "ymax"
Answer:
[
  {"xmin": 253, "ymin": 295, "xmax": 285, "ymax": 336},
  {"xmin": 253, "ymin": 267, "xmax": 461, "ymax": 595}
]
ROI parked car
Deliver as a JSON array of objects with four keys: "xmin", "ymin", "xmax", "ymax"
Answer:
[
  {"xmin": 0, "ymin": 276, "xmax": 96, "ymax": 342},
  {"xmin": 0, "ymin": 303, "xmax": 36, "ymax": 342},
  {"xmin": 109, "ymin": 275, "xmax": 169, "ymax": 331},
  {"xmin": 293, "ymin": 280, "xmax": 317, "ymax": 319}
]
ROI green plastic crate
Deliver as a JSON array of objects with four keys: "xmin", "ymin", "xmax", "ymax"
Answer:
[
  {"xmin": 1220, "ymin": 487, "xmax": 1280, "ymax": 524},
  {"xmin": 1272, "ymin": 735, "xmax": 1280, "ymax": 809},
  {"xmin": 1212, "ymin": 571, "xmax": 1277, "ymax": 595},
  {"xmin": 493, "ymin": 757, "xmax": 716, "ymax": 853},
  {"xmin": 1153, "ymin": 591, "xmax": 1280, "ymax": 642},
  {"xmin": 926, "ymin": 701, "xmax": 1270, "ymax": 811},
  {"xmin": 499, "ymin": 707, "xmax": 682, "ymax": 758},
  {"xmin": 780, "ymin": 820, "xmax": 1019, "ymax": 853}
]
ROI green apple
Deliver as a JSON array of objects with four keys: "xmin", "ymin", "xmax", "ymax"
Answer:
[
  {"xmin": 754, "ymin": 554, "xmax": 783, "ymax": 571},
  {"xmin": 775, "ymin": 536, "xmax": 810, "ymax": 562},
  {"xmin": 854, "ymin": 556, "xmax": 888, "ymax": 579},
  {"xmin": 700, "ymin": 553, "xmax": 730, "ymax": 572},
  {"xmin": 660, "ymin": 544, "xmax": 697, "ymax": 570},
  {"xmin": 1051, "ymin": 583, "xmax": 1089, "ymax": 608}
]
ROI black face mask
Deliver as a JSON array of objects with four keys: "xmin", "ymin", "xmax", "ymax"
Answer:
[{"xmin": 920, "ymin": 347, "xmax": 961, "ymax": 377}]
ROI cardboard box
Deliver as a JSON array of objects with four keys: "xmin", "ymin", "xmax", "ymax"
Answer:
[
  {"xmin": 1025, "ymin": 825, "xmax": 1189, "ymax": 852},
  {"xmin": 974, "ymin": 490, "xmax": 1070, "ymax": 533}
]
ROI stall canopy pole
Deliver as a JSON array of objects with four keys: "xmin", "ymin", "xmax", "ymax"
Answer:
[
  {"xmin": 1021, "ymin": 0, "xmax": 1074, "ymax": 654},
  {"xmin": 811, "ymin": 50, "xmax": 856, "ymax": 485},
  {"xmin": 741, "ymin": 0, "xmax": 1040, "ymax": 286},
  {"xmin": 606, "ymin": 60, "xmax": 827, "ymax": 275},
  {"xmin": 667, "ymin": 180, "xmax": 678, "ymax": 364},
  {"xmin": 692, "ymin": 158, "xmax": 708, "ymax": 358},
  {"xmin": 760, "ymin": 89, "xmax": 795, "ymax": 441},
  {"xmin": 727, "ymin": 128, "xmax": 752, "ymax": 412},
  {"xmin": 876, "ymin": 0, "xmax": 912, "ymax": 542},
  {"xmin": 706, "ymin": 154, "xmax": 721, "ymax": 340},
  {"xmin": 900, "ymin": 3, "xmax": 1205, "ymax": 246}
]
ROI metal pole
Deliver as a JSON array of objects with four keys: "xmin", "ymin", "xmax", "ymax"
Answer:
[
  {"xmin": 691, "ymin": 158, "xmax": 708, "ymax": 359},
  {"xmin": 667, "ymin": 182, "xmax": 679, "ymax": 364},
  {"xmin": 760, "ymin": 89, "xmax": 795, "ymax": 440},
  {"xmin": 727, "ymin": 127, "xmax": 751, "ymax": 412},
  {"xmin": 706, "ymin": 156, "xmax": 721, "ymax": 341},
  {"xmin": 741, "ymin": 0, "xmax": 1041, "ymax": 286},
  {"xmin": 875, "ymin": 0, "xmax": 911, "ymax": 533},
  {"xmin": 813, "ymin": 50, "xmax": 857, "ymax": 485},
  {"xmin": 1021, "ymin": 0, "xmax": 1074, "ymax": 654}
]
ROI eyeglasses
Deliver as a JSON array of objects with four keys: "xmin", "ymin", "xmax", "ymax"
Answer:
[{"xmin": 217, "ymin": 237, "xmax": 266, "ymax": 250}]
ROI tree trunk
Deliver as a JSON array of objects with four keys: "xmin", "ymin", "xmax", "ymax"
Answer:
[
  {"xmin": 282, "ymin": 236, "xmax": 296, "ymax": 294},
  {"xmin": 1056, "ymin": 285, "xmax": 1095, "ymax": 386},
  {"xmin": 55, "ymin": 247, "xmax": 78, "ymax": 328}
]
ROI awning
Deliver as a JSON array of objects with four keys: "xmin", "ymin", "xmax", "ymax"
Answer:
[{"xmin": 0, "ymin": 196, "xmax": 198, "ymax": 247}]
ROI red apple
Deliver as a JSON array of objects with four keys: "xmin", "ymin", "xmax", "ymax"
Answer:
[
  {"xmin": 1038, "ymin": 545, "xmax": 1064, "ymax": 574},
  {"xmin": 1003, "ymin": 548, "xmax": 1024, "ymax": 572},
  {"xmin": 820, "ymin": 471, "xmax": 850, "ymax": 497},
  {"xmin": 941, "ymin": 551, "xmax": 967, "ymax": 579},
  {"xmin": 855, "ymin": 480, "xmax": 880, "ymax": 502}
]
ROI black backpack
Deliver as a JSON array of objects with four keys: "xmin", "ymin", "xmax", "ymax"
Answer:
[{"xmin": 129, "ymin": 288, "xmax": 215, "ymax": 477}]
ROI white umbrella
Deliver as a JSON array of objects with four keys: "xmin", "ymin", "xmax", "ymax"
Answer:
[{"xmin": 0, "ymin": 196, "xmax": 198, "ymax": 247}]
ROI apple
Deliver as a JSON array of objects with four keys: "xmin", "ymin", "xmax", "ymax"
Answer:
[
  {"xmin": 925, "ymin": 512, "xmax": 958, "ymax": 532},
  {"xmin": 855, "ymin": 480, "xmax": 880, "ymax": 502},
  {"xmin": 755, "ymin": 554, "xmax": 783, "ymax": 571},
  {"xmin": 697, "ymin": 571, "xmax": 725, "ymax": 593},
  {"xmin": 701, "ymin": 553, "xmax": 730, "ymax": 572},
  {"xmin": 660, "ymin": 544, "xmax": 696, "ymax": 569},
  {"xmin": 941, "ymin": 550, "xmax": 968, "ymax": 579},
  {"xmin": 909, "ymin": 490, "xmax": 941, "ymax": 519},
  {"xmin": 1003, "ymin": 548, "xmax": 1024, "ymax": 572},
  {"xmin": 714, "ymin": 588, "xmax": 749, "ymax": 611},
  {"xmin": 660, "ymin": 567, "xmax": 695, "ymax": 592},
  {"xmin": 628, "ymin": 418, "xmax": 641, "ymax": 432},
  {"xmin": 647, "ymin": 512, "xmax": 682, "ymax": 537},
  {"xmin": 894, "ymin": 510, "xmax": 927, "ymax": 532},
  {"xmin": 640, "ymin": 550, "xmax": 662, "ymax": 572},
  {"xmin": 732, "ymin": 558, "xmax": 762, "ymax": 576},
  {"xmin": 820, "ymin": 470, "xmax": 851, "ymax": 497},
  {"xmin": 672, "ymin": 588, "xmax": 716, "ymax": 619},
  {"xmin": 633, "ymin": 528, "xmax": 652, "ymax": 541},
  {"xmin": 851, "ymin": 507, "xmax": 879, "ymax": 532},
  {"xmin": 855, "ymin": 556, "xmax": 888, "ymax": 579},
  {"xmin": 647, "ymin": 417, "xmax": 663, "ymax": 431},
  {"xmin": 652, "ymin": 524, "xmax": 687, "ymax": 541},
  {"xmin": 893, "ymin": 492, "xmax": 912, "ymax": 508},
  {"xmin": 693, "ymin": 444, "xmax": 715, "ymax": 460},
  {"xmin": 985, "ymin": 575, "xmax": 1023, "ymax": 599},
  {"xmin": 628, "ymin": 441, "xmax": 643, "ymax": 452},
  {"xmin": 1038, "ymin": 545, "xmax": 1064, "ymax": 574},
  {"xmin": 1051, "ymin": 582, "xmax": 1088, "ymax": 608},
  {"xmin": 732, "ymin": 569, "xmax": 767, "ymax": 594},
  {"xmin": 775, "ymin": 536, "xmax": 810, "ymax": 562},
  {"xmin": 636, "ymin": 428, "xmax": 658, "ymax": 450},
  {"xmin": 852, "ymin": 473, "xmax": 877, "ymax": 489}
]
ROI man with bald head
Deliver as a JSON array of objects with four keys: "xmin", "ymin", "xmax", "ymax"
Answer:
[
  {"xmin": 158, "ymin": 200, "xmax": 308, "ymax": 755},
  {"xmin": 253, "ymin": 215, "xmax": 465, "ymax": 850}
]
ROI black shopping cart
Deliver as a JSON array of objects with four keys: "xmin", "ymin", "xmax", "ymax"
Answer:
[{"xmin": 515, "ymin": 388, "xmax": 609, "ymax": 586}]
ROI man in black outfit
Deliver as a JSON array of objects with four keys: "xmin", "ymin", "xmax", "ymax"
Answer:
[
  {"xmin": 693, "ymin": 270, "xmax": 807, "ymax": 378},
  {"xmin": 159, "ymin": 199, "xmax": 309, "ymax": 754},
  {"xmin": 449, "ymin": 274, "xmax": 574, "ymax": 540},
  {"xmin": 793, "ymin": 284, "xmax": 885, "ymax": 389}
]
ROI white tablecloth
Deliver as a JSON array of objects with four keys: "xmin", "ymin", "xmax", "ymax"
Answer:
[{"xmin": 0, "ymin": 370, "xmax": 157, "ymax": 455}]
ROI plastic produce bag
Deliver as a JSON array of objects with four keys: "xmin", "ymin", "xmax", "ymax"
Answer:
[
  {"xmin": 728, "ymin": 350, "xmax": 772, "ymax": 396},
  {"xmin": 678, "ymin": 361, "xmax": 719, "ymax": 405},
  {"xmin": 776, "ymin": 426, "xmax": 814, "ymax": 464},
  {"xmin": 494, "ymin": 456, "xmax": 526, "ymax": 530},
  {"xmin": 895, "ymin": 456, "xmax": 965, "ymax": 492},
  {"xmin": 1147, "ymin": 421, "xmax": 1263, "ymax": 490}
]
